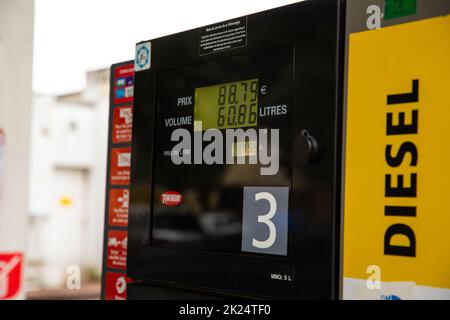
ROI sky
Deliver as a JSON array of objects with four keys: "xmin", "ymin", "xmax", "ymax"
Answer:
[{"xmin": 32, "ymin": 0, "xmax": 301, "ymax": 95}]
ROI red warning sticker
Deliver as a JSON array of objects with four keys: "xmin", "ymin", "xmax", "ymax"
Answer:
[
  {"xmin": 107, "ymin": 230, "xmax": 127, "ymax": 270},
  {"xmin": 160, "ymin": 191, "xmax": 184, "ymax": 207},
  {"xmin": 105, "ymin": 271, "xmax": 131, "ymax": 300},
  {"xmin": 108, "ymin": 189, "xmax": 129, "ymax": 227},
  {"xmin": 110, "ymin": 147, "xmax": 131, "ymax": 186},
  {"xmin": 113, "ymin": 65, "xmax": 134, "ymax": 105},
  {"xmin": 112, "ymin": 105, "xmax": 133, "ymax": 144},
  {"xmin": 0, "ymin": 252, "xmax": 23, "ymax": 300}
]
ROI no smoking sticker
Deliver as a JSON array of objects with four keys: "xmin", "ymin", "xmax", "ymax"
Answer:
[{"xmin": 0, "ymin": 253, "xmax": 23, "ymax": 300}]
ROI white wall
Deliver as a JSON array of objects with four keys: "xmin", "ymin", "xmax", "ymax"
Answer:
[
  {"xmin": 0, "ymin": 0, "xmax": 34, "ymax": 299},
  {"xmin": 0, "ymin": 0, "xmax": 34, "ymax": 252}
]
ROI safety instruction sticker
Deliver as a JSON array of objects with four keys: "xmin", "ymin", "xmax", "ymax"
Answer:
[
  {"xmin": 108, "ymin": 189, "xmax": 129, "ymax": 227},
  {"xmin": 343, "ymin": 15, "xmax": 450, "ymax": 299},
  {"xmin": 110, "ymin": 147, "xmax": 131, "ymax": 186},
  {"xmin": 113, "ymin": 65, "xmax": 134, "ymax": 105},
  {"xmin": 112, "ymin": 105, "xmax": 133, "ymax": 144},
  {"xmin": 107, "ymin": 230, "xmax": 127, "ymax": 270},
  {"xmin": 200, "ymin": 17, "xmax": 247, "ymax": 55},
  {"xmin": 105, "ymin": 272, "xmax": 131, "ymax": 300}
]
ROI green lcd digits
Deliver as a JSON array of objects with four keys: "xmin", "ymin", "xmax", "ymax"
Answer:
[{"xmin": 194, "ymin": 79, "xmax": 258, "ymax": 130}]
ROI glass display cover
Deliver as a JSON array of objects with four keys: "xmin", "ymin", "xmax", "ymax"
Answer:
[{"xmin": 152, "ymin": 46, "xmax": 293, "ymax": 254}]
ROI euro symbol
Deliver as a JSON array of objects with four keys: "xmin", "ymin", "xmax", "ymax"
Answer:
[{"xmin": 260, "ymin": 85, "xmax": 267, "ymax": 95}]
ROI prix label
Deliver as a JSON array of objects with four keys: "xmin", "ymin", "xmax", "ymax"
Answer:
[{"xmin": 107, "ymin": 230, "xmax": 127, "ymax": 270}]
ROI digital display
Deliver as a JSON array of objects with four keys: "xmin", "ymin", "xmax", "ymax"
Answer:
[
  {"xmin": 152, "ymin": 46, "xmax": 293, "ymax": 254},
  {"xmin": 194, "ymin": 79, "xmax": 258, "ymax": 130}
]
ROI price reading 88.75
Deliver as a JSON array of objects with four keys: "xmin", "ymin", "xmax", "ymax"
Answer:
[{"xmin": 216, "ymin": 79, "xmax": 258, "ymax": 129}]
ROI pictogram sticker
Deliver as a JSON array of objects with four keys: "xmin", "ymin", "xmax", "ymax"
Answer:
[
  {"xmin": 112, "ymin": 106, "xmax": 133, "ymax": 144},
  {"xmin": 114, "ymin": 65, "xmax": 134, "ymax": 105},
  {"xmin": 108, "ymin": 189, "xmax": 129, "ymax": 227},
  {"xmin": 107, "ymin": 230, "xmax": 127, "ymax": 270},
  {"xmin": 135, "ymin": 42, "xmax": 151, "ymax": 72},
  {"xmin": 105, "ymin": 272, "xmax": 132, "ymax": 300},
  {"xmin": 0, "ymin": 253, "xmax": 23, "ymax": 300},
  {"xmin": 110, "ymin": 147, "xmax": 131, "ymax": 186}
]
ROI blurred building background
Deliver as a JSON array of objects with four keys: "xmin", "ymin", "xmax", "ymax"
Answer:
[
  {"xmin": 0, "ymin": 0, "xmax": 299, "ymax": 300},
  {"xmin": 26, "ymin": 69, "xmax": 109, "ymax": 294}
]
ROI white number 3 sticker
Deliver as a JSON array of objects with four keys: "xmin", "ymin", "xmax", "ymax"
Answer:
[
  {"xmin": 252, "ymin": 192, "xmax": 277, "ymax": 249},
  {"xmin": 242, "ymin": 186, "xmax": 288, "ymax": 255}
]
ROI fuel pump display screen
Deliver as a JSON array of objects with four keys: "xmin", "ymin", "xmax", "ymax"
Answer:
[
  {"xmin": 128, "ymin": 1, "xmax": 342, "ymax": 298},
  {"xmin": 152, "ymin": 46, "xmax": 293, "ymax": 256},
  {"xmin": 194, "ymin": 79, "xmax": 259, "ymax": 130}
]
